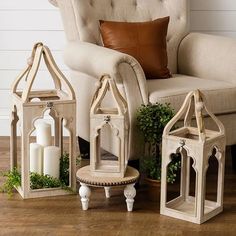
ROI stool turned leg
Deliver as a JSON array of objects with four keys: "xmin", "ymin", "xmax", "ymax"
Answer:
[
  {"xmin": 104, "ymin": 187, "xmax": 111, "ymax": 198},
  {"xmin": 124, "ymin": 184, "xmax": 136, "ymax": 212},
  {"xmin": 79, "ymin": 183, "xmax": 91, "ymax": 210}
]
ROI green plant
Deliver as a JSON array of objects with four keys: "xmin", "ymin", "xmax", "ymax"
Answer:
[
  {"xmin": 0, "ymin": 167, "xmax": 21, "ymax": 197},
  {"xmin": 30, "ymin": 172, "xmax": 62, "ymax": 189},
  {"xmin": 60, "ymin": 152, "xmax": 70, "ymax": 186},
  {"xmin": 0, "ymin": 152, "xmax": 79, "ymax": 197},
  {"xmin": 137, "ymin": 102, "xmax": 180, "ymax": 183}
]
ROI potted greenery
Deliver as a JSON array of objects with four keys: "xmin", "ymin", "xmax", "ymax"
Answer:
[
  {"xmin": 0, "ymin": 152, "xmax": 81, "ymax": 197},
  {"xmin": 136, "ymin": 103, "xmax": 180, "ymax": 201}
]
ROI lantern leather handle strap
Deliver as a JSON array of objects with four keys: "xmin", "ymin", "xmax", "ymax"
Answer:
[
  {"xmin": 91, "ymin": 74, "xmax": 128, "ymax": 115},
  {"xmin": 194, "ymin": 90, "xmax": 206, "ymax": 141},
  {"xmin": 163, "ymin": 90, "xmax": 225, "ymax": 141},
  {"xmin": 12, "ymin": 42, "xmax": 75, "ymax": 103}
]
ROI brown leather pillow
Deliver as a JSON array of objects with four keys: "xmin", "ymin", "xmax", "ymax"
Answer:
[{"xmin": 100, "ymin": 17, "xmax": 171, "ymax": 80}]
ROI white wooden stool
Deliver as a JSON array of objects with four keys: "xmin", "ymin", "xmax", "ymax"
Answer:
[{"xmin": 76, "ymin": 166, "xmax": 139, "ymax": 211}]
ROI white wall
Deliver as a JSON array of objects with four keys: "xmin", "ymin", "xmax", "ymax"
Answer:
[
  {"xmin": 0, "ymin": 0, "xmax": 236, "ymax": 135},
  {"xmin": 190, "ymin": 0, "xmax": 236, "ymax": 38}
]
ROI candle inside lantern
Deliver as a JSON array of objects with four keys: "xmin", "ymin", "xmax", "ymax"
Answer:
[
  {"xmin": 35, "ymin": 122, "xmax": 52, "ymax": 147},
  {"xmin": 30, "ymin": 143, "xmax": 43, "ymax": 174},
  {"xmin": 43, "ymin": 146, "xmax": 61, "ymax": 179}
]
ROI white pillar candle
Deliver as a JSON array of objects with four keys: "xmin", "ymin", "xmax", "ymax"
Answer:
[
  {"xmin": 35, "ymin": 122, "xmax": 52, "ymax": 147},
  {"xmin": 43, "ymin": 146, "xmax": 61, "ymax": 179},
  {"xmin": 30, "ymin": 143, "xmax": 43, "ymax": 175}
]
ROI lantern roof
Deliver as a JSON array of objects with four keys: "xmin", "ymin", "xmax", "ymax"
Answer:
[
  {"xmin": 163, "ymin": 90, "xmax": 225, "ymax": 142},
  {"xmin": 11, "ymin": 42, "xmax": 75, "ymax": 104},
  {"xmin": 90, "ymin": 75, "xmax": 128, "ymax": 116}
]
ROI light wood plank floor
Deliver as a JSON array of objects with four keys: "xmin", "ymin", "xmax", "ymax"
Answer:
[{"xmin": 0, "ymin": 137, "xmax": 236, "ymax": 236}]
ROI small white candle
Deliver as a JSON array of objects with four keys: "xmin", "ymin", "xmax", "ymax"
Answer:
[
  {"xmin": 30, "ymin": 143, "xmax": 43, "ymax": 175},
  {"xmin": 43, "ymin": 146, "xmax": 61, "ymax": 179},
  {"xmin": 35, "ymin": 122, "xmax": 52, "ymax": 147}
]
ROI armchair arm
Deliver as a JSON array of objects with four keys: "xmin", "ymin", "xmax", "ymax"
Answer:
[
  {"xmin": 64, "ymin": 42, "xmax": 148, "ymax": 160},
  {"xmin": 64, "ymin": 41, "xmax": 148, "ymax": 104},
  {"xmin": 178, "ymin": 33, "xmax": 236, "ymax": 84}
]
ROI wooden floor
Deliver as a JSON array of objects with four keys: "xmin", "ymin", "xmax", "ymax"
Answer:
[{"xmin": 0, "ymin": 137, "xmax": 236, "ymax": 236}]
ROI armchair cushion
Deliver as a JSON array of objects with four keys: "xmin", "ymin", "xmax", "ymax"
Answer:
[
  {"xmin": 178, "ymin": 33, "xmax": 236, "ymax": 84},
  {"xmin": 148, "ymin": 74, "xmax": 236, "ymax": 115},
  {"xmin": 100, "ymin": 17, "xmax": 171, "ymax": 79}
]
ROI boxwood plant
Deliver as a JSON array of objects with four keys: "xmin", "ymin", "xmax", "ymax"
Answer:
[{"xmin": 136, "ymin": 102, "xmax": 181, "ymax": 183}]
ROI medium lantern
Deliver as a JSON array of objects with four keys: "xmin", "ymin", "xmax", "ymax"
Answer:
[
  {"xmin": 90, "ymin": 75, "xmax": 129, "ymax": 177},
  {"xmin": 10, "ymin": 42, "xmax": 77, "ymax": 199},
  {"xmin": 160, "ymin": 90, "xmax": 226, "ymax": 224}
]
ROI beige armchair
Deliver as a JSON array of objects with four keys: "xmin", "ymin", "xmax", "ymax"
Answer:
[{"xmin": 50, "ymin": 0, "xmax": 236, "ymax": 169}]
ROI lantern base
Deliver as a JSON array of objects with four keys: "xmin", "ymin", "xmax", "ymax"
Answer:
[
  {"xmin": 161, "ymin": 196, "xmax": 223, "ymax": 224},
  {"xmin": 15, "ymin": 186, "xmax": 76, "ymax": 199}
]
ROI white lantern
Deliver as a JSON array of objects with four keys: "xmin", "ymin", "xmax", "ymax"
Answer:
[
  {"xmin": 10, "ymin": 43, "xmax": 77, "ymax": 199},
  {"xmin": 90, "ymin": 75, "xmax": 129, "ymax": 177},
  {"xmin": 160, "ymin": 90, "xmax": 226, "ymax": 224}
]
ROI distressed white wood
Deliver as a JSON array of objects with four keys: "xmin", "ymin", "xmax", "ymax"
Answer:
[
  {"xmin": 0, "ymin": 0, "xmax": 56, "ymax": 10},
  {"xmin": 160, "ymin": 90, "xmax": 226, "ymax": 224},
  {"xmin": 90, "ymin": 75, "xmax": 129, "ymax": 178},
  {"xmin": 190, "ymin": 0, "xmax": 236, "ymax": 11},
  {"xmin": 0, "ymin": 70, "xmax": 68, "ymax": 90},
  {"xmin": 0, "ymin": 10, "xmax": 62, "ymax": 31},
  {"xmin": 0, "ymin": 90, "xmax": 11, "ymax": 108},
  {"xmin": 191, "ymin": 11, "xmax": 236, "ymax": 31},
  {"xmin": 10, "ymin": 43, "xmax": 77, "ymax": 199},
  {"xmin": 0, "ymin": 31, "xmax": 65, "ymax": 51},
  {"xmin": 0, "ymin": 51, "xmax": 67, "ymax": 70}
]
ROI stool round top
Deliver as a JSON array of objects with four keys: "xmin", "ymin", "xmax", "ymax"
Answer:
[{"xmin": 76, "ymin": 166, "xmax": 139, "ymax": 187}]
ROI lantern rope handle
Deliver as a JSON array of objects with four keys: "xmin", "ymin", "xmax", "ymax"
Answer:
[{"xmin": 194, "ymin": 90, "xmax": 206, "ymax": 141}]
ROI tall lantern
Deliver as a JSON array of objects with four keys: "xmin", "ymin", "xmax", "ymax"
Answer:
[
  {"xmin": 161, "ymin": 90, "xmax": 226, "ymax": 224},
  {"xmin": 10, "ymin": 43, "xmax": 77, "ymax": 199},
  {"xmin": 90, "ymin": 75, "xmax": 129, "ymax": 177}
]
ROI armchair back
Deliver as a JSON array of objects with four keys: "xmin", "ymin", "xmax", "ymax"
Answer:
[{"xmin": 54, "ymin": 0, "xmax": 189, "ymax": 73}]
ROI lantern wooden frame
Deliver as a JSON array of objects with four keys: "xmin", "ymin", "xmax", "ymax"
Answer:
[
  {"xmin": 10, "ymin": 42, "xmax": 77, "ymax": 199},
  {"xmin": 90, "ymin": 75, "xmax": 129, "ymax": 178},
  {"xmin": 160, "ymin": 90, "xmax": 226, "ymax": 224}
]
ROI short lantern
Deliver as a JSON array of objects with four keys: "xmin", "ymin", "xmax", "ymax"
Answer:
[
  {"xmin": 90, "ymin": 75, "xmax": 129, "ymax": 177},
  {"xmin": 160, "ymin": 90, "xmax": 226, "ymax": 224},
  {"xmin": 10, "ymin": 43, "xmax": 77, "ymax": 199}
]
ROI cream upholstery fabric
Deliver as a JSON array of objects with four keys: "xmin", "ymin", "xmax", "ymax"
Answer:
[
  {"xmin": 57, "ymin": 0, "xmax": 189, "ymax": 74},
  {"xmin": 51, "ymin": 0, "xmax": 236, "ymax": 159},
  {"xmin": 179, "ymin": 33, "xmax": 236, "ymax": 84},
  {"xmin": 148, "ymin": 74, "xmax": 236, "ymax": 115},
  {"xmin": 64, "ymin": 42, "xmax": 148, "ymax": 104}
]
